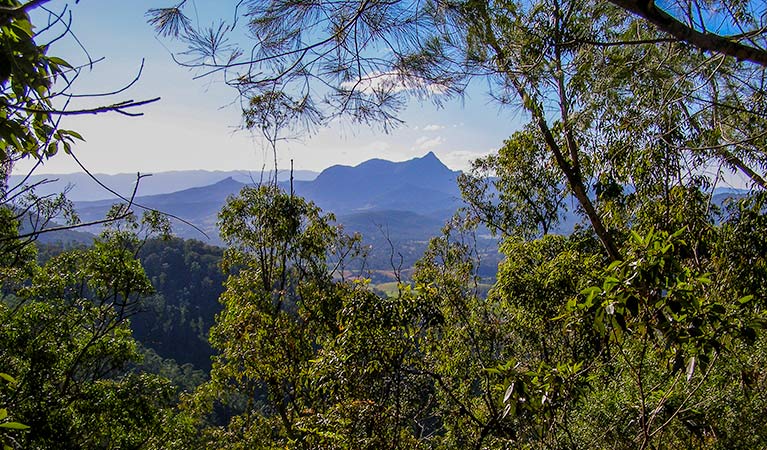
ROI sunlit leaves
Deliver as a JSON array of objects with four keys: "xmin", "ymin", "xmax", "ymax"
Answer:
[{"xmin": 0, "ymin": 224, "xmax": 183, "ymax": 448}]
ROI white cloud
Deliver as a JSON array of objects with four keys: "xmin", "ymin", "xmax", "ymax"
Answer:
[
  {"xmin": 339, "ymin": 71, "xmax": 448, "ymax": 97},
  {"xmin": 415, "ymin": 136, "xmax": 445, "ymax": 152},
  {"xmin": 422, "ymin": 124, "xmax": 445, "ymax": 132},
  {"xmin": 439, "ymin": 148, "xmax": 496, "ymax": 171}
]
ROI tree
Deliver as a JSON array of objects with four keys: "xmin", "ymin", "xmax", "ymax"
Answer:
[
  {"xmin": 0, "ymin": 4, "xmax": 209, "ymax": 448},
  {"xmin": 0, "ymin": 211, "xmax": 190, "ymax": 449},
  {"xmin": 1, "ymin": 0, "xmax": 159, "ymax": 251},
  {"xmin": 151, "ymin": 0, "xmax": 766, "ymax": 261},
  {"xmin": 151, "ymin": 0, "xmax": 767, "ymax": 447},
  {"xmin": 459, "ymin": 124, "xmax": 568, "ymax": 238},
  {"xmin": 132, "ymin": 237, "xmax": 226, "ymax": 371},
  {"xmin": 189, "ymin": 185, "xmax": 358, "ymax": 447},
  {"xmin": 191, "ymin": 186, "xmax": 473, "ymax": 448},
  {"xmin": 0, "ymin": 0, "xmax": 158, "ymax": 183},
  {"xmin": 604, "ymin": 0, "xmax": 767, "ymax": 66}
]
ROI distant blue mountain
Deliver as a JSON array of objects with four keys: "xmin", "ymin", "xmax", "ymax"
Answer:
[
  {"xmin": 9, "ymin": 169, "xmax": 317, "ymax": 202},
  {"xmin": 76, "ymin": 177, "xmax": 247, "ymax": 240},
  {"xmin": 56, "ymin": 157, "xmax": 757, "ymax": 250},
  {"xmin": 28, "ymin": 156, "xmax": 759, "ymax": 278},
  {"xmin": 72, "ymin": 153, "xmax": 466, "ymax": 247},
  {"xmin": 290, "ymin": 152, "xmax": 462, "ymax": 214}
]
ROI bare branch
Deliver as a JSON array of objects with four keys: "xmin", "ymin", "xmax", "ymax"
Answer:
[{"xmin": 6, "ymin": 97, "xmax": 161, "ymax": 117}]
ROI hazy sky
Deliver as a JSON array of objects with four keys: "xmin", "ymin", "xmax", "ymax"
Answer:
[{"xmin": 13, "ymin": 0, "xmax": 520, "ymax": 176}]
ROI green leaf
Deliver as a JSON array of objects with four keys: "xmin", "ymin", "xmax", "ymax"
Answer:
[
  {"xmin": 0, "ymin": 373, "xmax": 16, "ymax": 385},
  {"xmin": 11, "ymin": 21, "xmax": 33, "ymax": 39},
  {"xmin": 61, "ymin": 129, "xmax": 84, "ymax": 141},
  {"xmin": 580, "ymin": 286, "xmax": 600, "ymax": 296},
  {"xmin": 738, "ymin": 295, "xmax": 754, "ymax": 304},
  {"xmin": 47, "ymin": 56, "xmax": 73, "ymax": 69},
  {"xmin": 0, "ymin": 422, "xmax": 29, "ymax": 430}
]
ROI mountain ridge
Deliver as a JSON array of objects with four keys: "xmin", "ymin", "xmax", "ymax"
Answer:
[
  {"xmin": 72, "ymin": 152, "xmax": 463, "ymax": 245},
  {"xmin": 8, "ymin": 169, "xmax": 317, "ymax": 202},
  {"xmin": 291, "ymin": 152, "xmax": 461, "ymax": 214}
]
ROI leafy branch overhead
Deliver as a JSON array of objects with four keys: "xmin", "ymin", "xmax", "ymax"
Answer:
[
  {"xmin": 152, "ymin": 0, "xmax": 767, "ymax": 261},
  {"xmin": 0, "ymin": 0, "xmax": 168, "ymax": 252},
  {"xmin": 1, "ymin": 0, "xmax": 158, "ymax": 189},
  {"xmin": 608, "ymin": 0, "xmax": 767, "ymax": 66}
]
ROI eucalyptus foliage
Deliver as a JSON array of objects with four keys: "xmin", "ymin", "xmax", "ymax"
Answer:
[{"xmin": 148, "ymin": 1, "xmax": 767, "ymax": 448}]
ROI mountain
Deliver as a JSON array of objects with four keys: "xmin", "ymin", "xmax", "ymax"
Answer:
[
  {"xmin": 291, "ymin": 152, "xmax": 462, "ymax": 214},
  {"xmin": 76, "ymin": 177, "xmax": 247, "ymax": 240},
  {"xmin": 71, "ymin": 153, "xmax": 474, "ymax": 269},
  {"xmin": 9, "ymin": 169, "xmax": 317, "ymax": 202}
]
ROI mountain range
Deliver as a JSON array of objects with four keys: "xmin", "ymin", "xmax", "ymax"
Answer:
[
  {"xmin": 9, "ymin": 169, "xmax": 318, "ymax": 202},
  {"xmin": 67, "ymin": 153, "xmax": 473, "ymax": 272},
  {"xmin": 292, "ymin": 152, "xmax": 461, "ymax": 214},
  {"xmin": 25, "ymin": 152, "xmax": 752, "ymax": 276}
]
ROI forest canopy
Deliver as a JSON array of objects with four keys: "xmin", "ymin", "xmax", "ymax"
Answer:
[{"xmin": 0, "ymin": 0, "xmax": 766, "ymax": 448}]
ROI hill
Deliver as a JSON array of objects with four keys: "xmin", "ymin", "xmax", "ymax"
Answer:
[
  {"xmin": 292, "ymin": 152, "xmax": 462, "ymax": 214},
  {"xmin": 8, "ymin": 169, "xmax": 317, "ymax": 202},
  {"xmin": 73, "ymin": 153, "xmax": 464, "ymax": 238},
  {"xmin": 65, "ymin": 152, "xmax": 485, "ymax": 276}
]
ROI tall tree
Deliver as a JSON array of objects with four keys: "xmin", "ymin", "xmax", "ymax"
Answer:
[
  {"xmin": 190, "ymin": 185, "xmax": 355, "ymax": 447},
  {"xmin": 151, "ymin": 0, "xmax": 766, "ymax": 260},
  {"xmin": 151, "ymin": 1, "xmax": 767, "ymax": 448}
]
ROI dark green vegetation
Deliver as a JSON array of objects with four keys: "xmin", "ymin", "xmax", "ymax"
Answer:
[
  {"xmin": 3, "ymin": 0, "xmax": 767, "ymax": 449},
  {"xmin": 133, "ymin": 238, "xmax": 225, "ymax": 371}
]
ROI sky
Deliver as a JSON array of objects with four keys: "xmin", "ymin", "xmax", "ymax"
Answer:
[{"xmin": 12, "ymin": 0, "xmax": 519, "ymax": 176}]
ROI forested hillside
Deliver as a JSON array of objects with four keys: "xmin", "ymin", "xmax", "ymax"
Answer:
[
  {"xmin": 2, "ymin": 0, "xmax": 767, "ymax": 449},
  {"xmin": 133, "ymin": 238, "xmax": 225, "ymax": 371}
]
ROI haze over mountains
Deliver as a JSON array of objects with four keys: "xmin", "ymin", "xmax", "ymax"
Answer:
[
  {"xmin": 27, "ymin": 151, "xmax": 750, "ymax": 275},
  {"xmin": 51, "ymin": 152, "xmax": 475, "ymax": 274},
  {"xmin": 293, "ymin": 151, "xmax": 462, "ymax": 214},
  {"xmin": 65, "ymin": 153, "xmax": 473, "ymax": 270},
  {"xmin": 22, "ymin": 152, "xmax": 744, "ymax": 282},
  {"xmin": 9, "ymin": 169, "xmax": 318, "ymax": 202}
]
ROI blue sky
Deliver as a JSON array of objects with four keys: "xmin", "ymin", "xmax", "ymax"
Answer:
[{"xmin": 13, "ymin": 0, "xmax": 519, "ymax": 176}]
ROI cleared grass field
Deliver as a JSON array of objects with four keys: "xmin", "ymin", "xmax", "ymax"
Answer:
[{"xmin": 372, "ymin": 282, "xmax": 494, "ymax": 298}]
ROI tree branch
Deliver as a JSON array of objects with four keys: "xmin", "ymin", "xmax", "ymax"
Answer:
[
  {"xmin": 608, "ymin": 0, "xmax": 767, "ymax": 66},
  {"xmin": 0, "ymin": 0, "xmax": 54, "ymax": 15},
  {"xmin": 6, "ymin": 97, "xmax": 161, "ymax": 117}
]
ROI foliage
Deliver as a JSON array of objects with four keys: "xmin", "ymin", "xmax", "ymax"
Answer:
[
  {"xmin": 146, "ymin": 1, "xmax": 767, "ymax": 446},
  {"xmin": 190, "ymin": 185, "xmax": 358, "ymax": 447},
  {"xmin": 189, "ymin": 186, "xmax": 460, "ymax": 448},
  {"xmin": 37, "ymin": 235, "xmax": 227, "ymax": 374},
  {"xmin": 134, "ymin": 237, "xmax": 226, "ymax": 371},
  {"xmin": 0, "ymin": 372, "xmax": 28, "ymax": 450},
  {"xmin": 459, "ymin": 124, "xmax": 568, "ymax": 238},
  {"xmin": 0, "ymin": 0, "xmax": 83, "ymax": 179},
  {"xmin": 0, "ymin": 210, "xmax": 195, "ymax": 449},
  {"xmin": 0, "ymin": 2, "xmax": 202, "ymax": 449},
  {"xmin": 153, "ymin": 0, "xmax": 767, "ymax": 263},
  {"xmin": 7, "ymin": 0, "xmax": 766, "ymax": 448}
]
